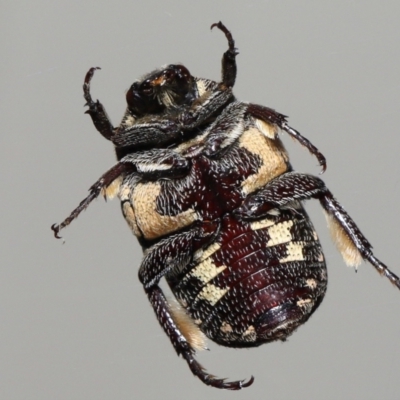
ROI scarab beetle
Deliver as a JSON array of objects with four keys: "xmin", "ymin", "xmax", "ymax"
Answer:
[{"xmin": 52, "ymin": 22, "xmax": 400, "ymax": 390}]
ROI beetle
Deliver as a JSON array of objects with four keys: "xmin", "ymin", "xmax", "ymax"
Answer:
[{"xmin": 52, "ymin": 22, "xmax": 400, "ymax": 390}]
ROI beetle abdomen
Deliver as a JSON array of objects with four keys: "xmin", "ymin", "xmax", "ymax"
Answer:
[{"xmin": 167, "ymin": 210, "xmax": 327, "ymax": 347}]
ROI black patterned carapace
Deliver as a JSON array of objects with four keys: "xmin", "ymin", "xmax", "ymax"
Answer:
[{"xmin": 52, "ymin": 22, "xmax": 400, "ymax": 390}]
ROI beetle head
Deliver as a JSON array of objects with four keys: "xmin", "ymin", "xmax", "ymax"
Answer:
[{"xmin": 126, "ymin": 64, "xmax": 196, "ymax": 116}]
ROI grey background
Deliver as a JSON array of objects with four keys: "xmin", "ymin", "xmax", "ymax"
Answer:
[{"xmin": 2, "ymin": 1, "xmax": 400, "ymax": 399}]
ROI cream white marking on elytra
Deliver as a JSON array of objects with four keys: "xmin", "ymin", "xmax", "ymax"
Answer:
[
  {"xmin": 306, "ymin": 279, "xmax": 318, "ymax": 289},
  {"xmin": 242, "ymin": 325, "xmax": 257, "ymax": 341},
  {"xmin": 279, "ymin": 241, "xmax": 305, "ymax": 263},
  {"xmin": 296, "ymin": 298, "xmax": 313, "ymax": 309},
  {"xmin": 250, "ymin": 218, "xmax": 275, "ymax": 231},
  {"xmin": 220, "ymin": 322, "xmax": 233, "ymax": 333},
  {"xmin": 193, "ymin": 242, "xmax": 221, "ymax": 262},
  {"xmin": 197, "ymin": 284, "xmax": 229, "ymax": 306},
  {"xmin": 266, "ymin": 220, "xmax": 294, "ymax": 247},
  {"xmin": 191, "ymin": 259, "xmax": 227, "ymax": 284}
]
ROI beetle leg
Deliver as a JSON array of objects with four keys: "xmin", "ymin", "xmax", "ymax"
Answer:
[
  {"xmin": 247, "ymin": 104, "xmax": 327, "ymax": 173},
  {"xmin": 235, "ymin": 172, "xmax": 400, "ymax": 290},
  {"xmin": 138, "ymin": 222, "xmax": 254, "ymax": 390},
  {"xmin": 51, "ymin": 149, "xmax": 190, "ymax": 238},
  {"xmin": 112, "ymin": 88, "xmax": 236, "ymax": 157},
  {"xmin": 122, "ymin": 148, "xmax": 190, "ymax": 180},
  {"xmin": 211, "ymin": 21, "xmax": 238, "ymax": 88},
  {"xmin": 146, "ymin": 285, "xmax": 254, "ymax": 390},
  {"xmin": 113, "ymin": 21, "xmax": 238, "ymax": 151},
  {"xmin": 51, "ymin": 162, "xmax": 132, "ymax": 238},
  {"xmin": 83, "ymin": 67, "xmax": 115, "ymax": 140},
  {"xmin": 112, "ymin": 119, "xmax": 181, "ymax": 157},
  {"xmin": 139, "ymin": 227, "xmax": 206, "ymax": 288},
  {"xmin": 173, "ymin": 21, "xmax": 238, "ymax": 132},
  {"xmin": 179, "ymin": 87, "xmax": 234, "ymax": 131}
]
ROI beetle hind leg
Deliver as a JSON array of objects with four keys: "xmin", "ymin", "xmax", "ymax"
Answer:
[
  {"xmin": 139, "ymin": 225, "xmax": 254, "ymax": 390},
  {"xmin": 246, "ymin": 103, "xmax": 327, "ymax": 173},
  {"xmin": 146, "ymin": 285, "xmax": 254, "ymax": 390},
  {"xmin": 320, "ymin": 192, "xmax": 400, "ymax": 289},
  {"xmin": 235, "ymin": 172, "xmax": 400, "ymax": 290}
]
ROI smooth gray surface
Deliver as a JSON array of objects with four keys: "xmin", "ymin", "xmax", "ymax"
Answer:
[{"xmin": 2, "ymin": 1, "xmax": 400, "ymax": 399}]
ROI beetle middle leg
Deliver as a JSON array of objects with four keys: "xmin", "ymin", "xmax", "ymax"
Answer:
[
  {"xmin": 138, "ymin": 222, "xmax": 254, "ymax": 390},
  {"xmin": 51, "ymin": 149, "xmax": 190, "ymax": 238},
  {"xmin": 247, "ymin": 104, "xmax": 327, "ymax": 172},
  {"xmin": 235, "ymin": 172, "xmax": 400, "ymax": 290}
]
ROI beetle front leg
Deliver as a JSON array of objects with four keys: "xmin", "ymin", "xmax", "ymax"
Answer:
[
  {"xmin": 138, "ymin": 224, "xmax": 254, "ymax": 390},
  {"xmin": 235, "ymin": 172, "xmax": 400, "ymax": 290},
  {"xmin": 211, "ymin": 21, "xmax": 238, "ymax": 88},
  {"xmin": 247, "ymin": 104, "xmax": 327, "ymax": 173},
  {"xmin": 175, "ymin": 21, "xmax": 238, "ymax": 131},
  {"xmin": 112, "ymin": 118, "xmax": 181, "ymax": 154},
  {"xmin": 83, "ymin": 67, "xmax": 115, "ymax": 140}
]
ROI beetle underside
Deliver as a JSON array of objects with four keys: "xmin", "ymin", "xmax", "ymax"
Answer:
[{"xmin": 52, "ymin": 22, "xmax": 400, "ymax": 390}]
